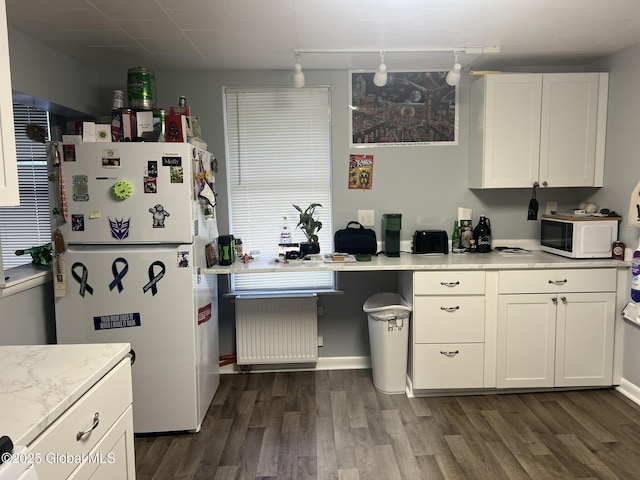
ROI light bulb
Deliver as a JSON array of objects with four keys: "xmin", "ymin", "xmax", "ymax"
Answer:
[
  {"xmin": 293, "ymin": 62, "xmax": 305, "ymax": 88},
  {"xmin": 446, "ymin": 62, "xmax": 461, "ymax": 86},
  {"xmin": 373, "ymin": 62, "xmax": 387, "ymax": 87}
]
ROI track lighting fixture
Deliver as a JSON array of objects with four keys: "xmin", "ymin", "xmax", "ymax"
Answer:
[
  {"xmin": 446, "ymin": 53, "xmax": 462, "ymax": 86},
  {"xmin": 373, "ymin": 52, "xmax": 388, "ymax": 87},
  {"xmin": 293, "ymin": 54, "xmax": 305, "ymax": 88}
]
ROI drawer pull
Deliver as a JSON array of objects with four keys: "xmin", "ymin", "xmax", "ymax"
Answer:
[
  {"xmin": 76, "ymin": 412, "xmax": 100, "ymax": 441},
  {"xmin": 548, "ymin": 279, "xmax": 567, "ymax": 285},
  {"xmin": 440, "ymin": 281, "xmax": 460, "ymax": 287},
  {"xmin": 440, "ymin": 350, "xmax": 460, "ymax": 357},
  {"xmin": 440, "ymin": 306, "xmax": 460, "ymax": 312}
]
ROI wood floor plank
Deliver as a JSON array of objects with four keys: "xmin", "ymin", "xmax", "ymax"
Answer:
[
  {"xmin": 135, "ymin": 372, "xmax": 640, "ymax": 480},
  {"xmin": 316, "ymin": 415, "xmax": 338, "ymax": 480},
  {"xmin": 382, "ymin": 409, "xmax": 421, "ymax": 479}
]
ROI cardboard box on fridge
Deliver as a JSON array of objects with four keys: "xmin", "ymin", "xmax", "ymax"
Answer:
[{"xmin": 165, "ymin": 114, "xmax": 188, "ymax": 142}]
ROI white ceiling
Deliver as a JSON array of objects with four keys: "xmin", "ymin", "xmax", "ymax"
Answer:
[{"xmin": 6, "ymin": 0, "xmax": 640, "ymax": 72}]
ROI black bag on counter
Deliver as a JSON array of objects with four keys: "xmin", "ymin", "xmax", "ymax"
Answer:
[{"xmin": 334, "ymin": 221, "xmax": 377, "ymax": 255}]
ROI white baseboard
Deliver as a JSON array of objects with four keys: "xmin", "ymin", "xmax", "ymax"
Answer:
[
  {"xmin": 219, "ymin": 355, "xmax": 371, "ymax": 374},
  {"xmin": 616, "ymin": 378, "xmax": 640, "ymax": 405}
]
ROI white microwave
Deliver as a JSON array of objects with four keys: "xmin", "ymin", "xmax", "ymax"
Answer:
[{"xmin": 540, "ymin": 214, "xmax": 620, "ymax": 258}]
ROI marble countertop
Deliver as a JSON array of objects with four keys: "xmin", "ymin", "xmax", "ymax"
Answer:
[
  {"xmin": 0, "ymin": 343, "xmax": 131, "ymax": 447},
  {"xmin": 204, "ymin": 250, "xmax": 629, "ymax": 274}
]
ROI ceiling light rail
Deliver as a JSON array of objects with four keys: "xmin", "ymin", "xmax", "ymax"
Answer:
[{"xmin": 291, "ymin": 46, "xmax": 499, "ymax": 88}]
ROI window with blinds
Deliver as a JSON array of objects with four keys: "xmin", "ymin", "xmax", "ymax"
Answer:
[
  {"xmin": 0, "ymin": 104, "xmax": 51, "ymax": 268},
  {"xmin": 224, "ymin": 87, "xmax": 333, "ymax": 291}
]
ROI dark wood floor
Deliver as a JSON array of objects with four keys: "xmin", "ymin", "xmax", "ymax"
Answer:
[{"xmin": 134, "ymin": 369, "xmax": 640, "ymax": 479}]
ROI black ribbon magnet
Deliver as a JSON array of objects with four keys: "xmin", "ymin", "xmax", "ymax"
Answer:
[
  {"xmin": 143, "ymin": 261, "xmax": 166, "ymax": 296},
  {"xmin": 108, "ymin": 257, "xmax": 129, "ymax": 293},
  {"xmin": 71, "ymin": 262, "xmax": 94, "ymax": 297}
]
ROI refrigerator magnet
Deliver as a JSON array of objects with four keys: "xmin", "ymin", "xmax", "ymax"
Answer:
[
  {"xmin": 170, "ymin": 166, "xmax": 184, "ymax": 183},
  {"xmin": 71, "ymin": 214, "xmax": 85, "ymax": 231},
  {"xmin": 102, "ymin": 148, "xmax": 121, "ymax": 167},
  {"xmin": 162, "ymin": 156, "xmax": 182, "ymax": 167},
  {"xmin": 149, "ymin": 204, "xmax": 169, "ymax": 227},
  {"xmin": 143, "ymin": 261, "xmax": 166, "ymax": 296},
  {"xmin": 144, "ymin": 176, "xmax": 157, "ymax": 193},
  {"xmin": 72, "ymin": 175, "xmax": 89, "ymax": 201},
  {"xmin": 63, "ymin": 144, "xmax": 76, "ymax": 162},
  {"xmin": 108, "ymin": 257, "xmax": 129, "ymax": 293},
  {"xmin": 147, "ymin": 161, "xmax": 158, "ymax": 177},
  {"xmin": 93, "ymin": 312, "xmax": 141, "ymax": 330},
  {"xmin": 178, "ymin": 251, "xmax": 190, "ymax": 267},
  {"xmin": 109, "ymin": 217, "xmax": 131, "ymax": 240},
  {"xmin": 71, "ymin": 262, "xmax": 94, "ymax": 297}
]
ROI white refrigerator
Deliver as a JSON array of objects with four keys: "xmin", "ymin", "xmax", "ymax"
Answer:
[{"xmin": 52, "ymin": 142, "xmax": 219, "ymax": 434}]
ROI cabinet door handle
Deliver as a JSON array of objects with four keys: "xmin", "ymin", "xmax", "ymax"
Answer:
[
  {"xmin": 440, "ymin": 350, "xmax": 459, "ymax": 357},
  {"xmin": 77, "ymin": 412, "xmax": 100, "ymax": 441},
  {"xmin": 440, "ymin": 306, "xmax": 460, "ymax": 312},
  {"xmin": 561, "ymin": 296, "xmax": 567, "ymax": 303},
  {"xmin": 548, "ymin": 279, "xmax": 567, "ymax": 285},
  {"xmin": 552, "ymin": 297, "xmax": 557, "ymax": 304},
  {"xmin": 440, "ymin": 281, "xmax": 460, "ymax": 287}
]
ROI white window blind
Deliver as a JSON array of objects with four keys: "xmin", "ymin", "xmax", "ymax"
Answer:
[
  {"xmin": 224, "ymin": 87, "xmax": 332, "ymax": 291},
  {"xmin": 0, "ymin": 104, "xmax": 51, "ymax": 268}
]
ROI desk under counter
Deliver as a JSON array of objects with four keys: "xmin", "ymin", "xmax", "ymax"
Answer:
[{"xmin": 206, "ymin": 251, "xmax": 630, "ymax": 396}]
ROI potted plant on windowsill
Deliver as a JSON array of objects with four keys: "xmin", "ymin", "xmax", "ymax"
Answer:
[{"xmin": 293, "ymin": 203, "xmax": 322, "ymax": 257}]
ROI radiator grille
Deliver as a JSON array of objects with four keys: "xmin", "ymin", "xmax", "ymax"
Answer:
[{"xmin": 235, "ymin": 294, "xmax": 318, "ymax": 364}]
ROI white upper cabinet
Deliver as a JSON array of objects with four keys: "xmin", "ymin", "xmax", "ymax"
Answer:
[
  {"xmin": 469, "ymin": 73, "xmax": 608, "ymax": 189},
  {"xmin": 0, "ymin": 0, "xmax": 17, "ymax": 206}
]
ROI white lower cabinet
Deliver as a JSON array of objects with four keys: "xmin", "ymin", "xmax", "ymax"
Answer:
[
  {"xmin": 497, "ymin": 269, "xmax": 616, "ymax": 389},
  {"xmin": 29, "ymin": 358, "xmax": 136, "ymax": 479},
  {"xmin": 402, "ymin": 271, "xmax": 486, "ymax": 390}
]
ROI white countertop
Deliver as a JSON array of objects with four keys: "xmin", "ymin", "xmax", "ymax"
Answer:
[
  {"xmin": 0, "ymin": 343, "xmax": 131, "ymax": 446},
  {"xmin": 204, "ymin": 250, "xmax": 629, "ymax": 274}
]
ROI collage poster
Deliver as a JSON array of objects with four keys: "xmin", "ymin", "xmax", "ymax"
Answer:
[{"xmin": 349, "ymin": 154, "xmax": 374, "ymax": 190}]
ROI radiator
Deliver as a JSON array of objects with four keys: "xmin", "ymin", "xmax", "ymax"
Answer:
[{"xmin": 235, "ymin": 294, "xmax": 318, "ymax": 365}]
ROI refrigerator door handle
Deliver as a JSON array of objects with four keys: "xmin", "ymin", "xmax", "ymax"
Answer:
[{"xmin": 128, "ymin": 348, "xmax": 136, "ymax": 365}]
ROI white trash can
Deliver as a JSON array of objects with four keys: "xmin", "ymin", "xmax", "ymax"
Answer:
[{"xmin": 363, "ymin": 292, "xmax": 411, "ymax": 394}]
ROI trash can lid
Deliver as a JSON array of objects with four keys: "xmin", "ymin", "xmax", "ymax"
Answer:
[{"xmin": 363, "ymin": 292, "xmax": 411, "ymax": 313}]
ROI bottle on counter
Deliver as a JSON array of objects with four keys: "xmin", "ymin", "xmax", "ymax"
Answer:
[
  {"xmin": 460, "ymin": 221, "xmax": 473, "ymax": 249},
  {"xmin": 451, "ymin": 220, "xmax": 461, "ymax": 250},
  {"xmin": 473, "ymin": 215, "xmax": 492, "ymax": 253},
  {"xmin": 280, "ymin": 216, "xmax": 291, "ymax": 245},
  {"xmin": 632, "ymin": 237, "xmax": 640, "ymax": 302}
]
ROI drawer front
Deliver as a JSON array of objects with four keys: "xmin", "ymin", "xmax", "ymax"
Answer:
[
  {"xmin": 498, "ymin": 269, "xmax": 616, "ymax": 294},
  {"xmin": 414, "ymin": 271, "xmax": 486, "ymax": 295},
  {"xmin": 413, "ymin": 344, "xmax": 484, "ymax": 389},
  {"xmin": 414, "ymin": 296, "xmax": 485, "ymax": 343},
  {"xmin": 31, "ymin": 359, "xmax": 133, "ymax": 480},
  {"xmin": 69, "ymin": 406, "xmax": 135, "ymax": 480}
]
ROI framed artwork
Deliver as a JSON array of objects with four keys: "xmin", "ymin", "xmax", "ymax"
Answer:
[{"xmin": 349, "ymin": 70, "xmax": 458, "ymax": 147}]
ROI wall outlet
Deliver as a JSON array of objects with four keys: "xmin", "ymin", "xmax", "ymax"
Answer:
[
  {"xmin": 318, "ymin": 335, "xmax": 324, "ymax": 347},
  {"xmin": 358, "ymin": 209, "xmax": 375, "ymax": 226},
  {"xmin": 546, "ymin": 201, "xmax": 558, "ymax": 214}
]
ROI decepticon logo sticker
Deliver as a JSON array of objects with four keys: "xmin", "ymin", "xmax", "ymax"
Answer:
[{"xmin": 109, "ymin": 217, "xmax": 131, "ymax": 240}]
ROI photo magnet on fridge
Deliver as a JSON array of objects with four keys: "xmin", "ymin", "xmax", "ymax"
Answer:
[
  {"xmin": 72, "ymin": 175, "xmax": 89, "ymax": 201},
  {"xmin": 178, "ymin": 251, "xmax": 190, "ymax": 267},
  {"xmin": 144, "ymin": 176, "xmax": 157, "ymax": 193},
  {"xmin": 71, "ymin": 214, "xmax": 85, "ymax": 231}
]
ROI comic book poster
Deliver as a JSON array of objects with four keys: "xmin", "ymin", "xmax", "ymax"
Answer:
[{"xmin": 349, "ymin": 154, "xmax": 373, "ymax": 190}]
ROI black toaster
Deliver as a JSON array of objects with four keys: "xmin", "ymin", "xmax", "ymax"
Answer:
[{"xmin": 413, "ymin": 230, "xmax": 448, "ymax": 254}]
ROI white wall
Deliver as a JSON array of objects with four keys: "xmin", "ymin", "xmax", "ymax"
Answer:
[
  {"xmin": 591, "ymin": 44, "xmax": 640, "ymax": 386},
  {"xmin": 0, "ymin": 29, "xmax": 99, "ymax": 346}
]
